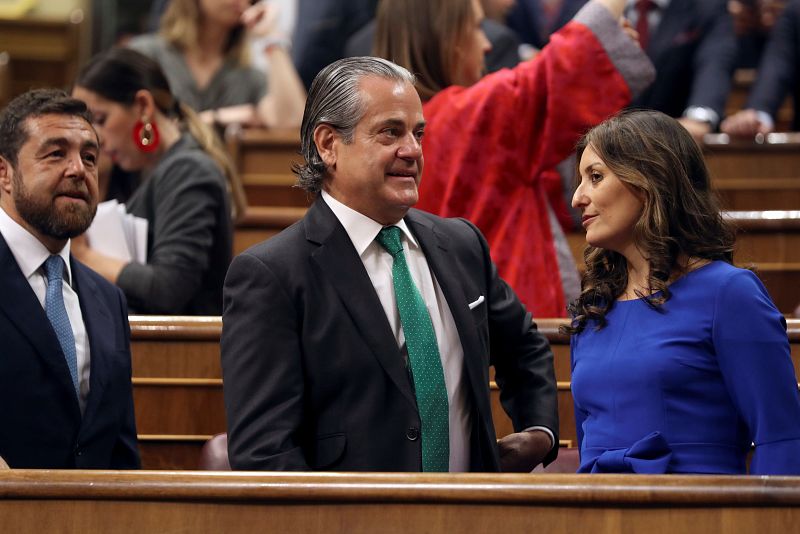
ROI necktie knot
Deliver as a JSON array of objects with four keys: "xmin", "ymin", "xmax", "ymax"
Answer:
[
  {"xmin": 43, "ymin": 255, "xmax": 66, "ymax": 284},
  {"xmin": 376, "ymin": 226, "xmax": 404, "ymax": 257},
  {"xmin": 636, "ymin": 0, "xmax": 655, "ymax": 12}
]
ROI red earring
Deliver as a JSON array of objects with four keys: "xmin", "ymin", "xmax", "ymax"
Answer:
[{"xmin": 133, "ymin": 118, "xmax": 160, "ymax": 153}]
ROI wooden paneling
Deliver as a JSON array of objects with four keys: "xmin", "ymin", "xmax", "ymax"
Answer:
[
  {"xmin": 130, "ymin": 317, "xmax": 800, "ymax": 469},
  {"xmin": 226, "ymin": 127, "xmax": 311, "ymax": 207},
  {"xmin": 0, "ymin": 12, "xmax": 88, "ymax": 100},
  {"xmin": 234, "ymin": 205, "xmax": 306, "ymax": 254},
  {"xmin": 2, "ymin": 470, "xmax": 800, "ymax": 534}
]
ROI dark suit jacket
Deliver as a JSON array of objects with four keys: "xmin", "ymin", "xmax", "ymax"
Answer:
[
  {"xmin": 506, "ymin": 0, "xmax": 586, "ymax": 49},
  {"xmin": 746, "ymin": 0, "xmax": 800, "ymax": 130},
  {"xmin": 291, "ymin": 0, "xmax": 380, "ymax": 89},
  {"xmin": 633, "ymin": 0, "xmax": 737, "ymax": 120},
  {"xmin": 0, "ymin": 234, "xmax": 139, "ymax": 469},
  {"xmin": 221, "ymin": 198, "xmax": 558, "ymax": 471}
]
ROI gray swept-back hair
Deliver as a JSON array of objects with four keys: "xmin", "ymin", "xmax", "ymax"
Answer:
[{"xmin": 293, "ymin": 56, "xmax": 416, "ymax": 193}]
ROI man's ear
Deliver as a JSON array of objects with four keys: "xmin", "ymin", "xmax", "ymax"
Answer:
[
  {"xmin": 313, "ymin": 124, "xmax": 338, "ymax": 170},
  {"xmin": 0, "ymin": 156, "xmax": 14, "ymax": 196}
]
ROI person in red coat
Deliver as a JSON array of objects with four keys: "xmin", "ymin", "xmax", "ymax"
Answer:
[{"xmin": 375, "ymin": 0, "xmax": 654, "ymax": 317}]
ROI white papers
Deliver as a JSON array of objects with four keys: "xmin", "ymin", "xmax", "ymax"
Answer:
[{"xmin": 85, "ymin": 200, "xmax": 148, "ymax": 264}]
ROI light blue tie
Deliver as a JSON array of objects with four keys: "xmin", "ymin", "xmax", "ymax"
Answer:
[
  {"xmin": 43, "ymin": 255, "xmax": 79, "ymax": 395},
  {"xmin": 376, "ymin": 226, "xmax": 450, "ymax": 472}
]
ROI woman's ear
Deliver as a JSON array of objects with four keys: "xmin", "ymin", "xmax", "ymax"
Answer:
[{"xmin": 133, "ymin": 89, "xmax": 157, "ymax": 119}]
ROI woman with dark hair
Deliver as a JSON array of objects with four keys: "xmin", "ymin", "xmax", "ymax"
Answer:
[
  {"xmin": 374, "ymin": 0, "xmax": 654, "ymax": 318},
  {"xmin": 72, "ymin": 48, "xmax": 241, "ymax": 315},
  {"xmin": 568, "ymin": 109, "xmax": 800, "ymax": 474}
]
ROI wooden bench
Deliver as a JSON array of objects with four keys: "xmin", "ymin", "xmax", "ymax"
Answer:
[
  {"xmin": 226, "ymin": 126, "xmax": 800, "ymax": 213},
  {"xmin": 130, "ymin": 316, "xmax": 800, "ymax": 469},
  {"xmin": 225, "ymin": 127, "xmax": 311, "ymax": 207},
  {"xmin": 234, "ymin": 205, "xmax": 306, "ymax": 254},
  {"xmin": 703, "ymin": 133, "xmax": 800, "ymax": 211},
  {"xmin": 4, "ymin": 470, "xmax": 800, "ymax": 533}
]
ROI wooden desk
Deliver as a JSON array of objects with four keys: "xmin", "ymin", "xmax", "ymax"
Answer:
[
  {"xmin": 704, "ymin": 134, "xmax": 800, "ymax": 210},
  {"xmin": 130, "ymin": 317, "xmax": 800, "ymax": 469},
  {"xmin": 2, "ymin": 470, "xmax": 800, "ymax": 533}
]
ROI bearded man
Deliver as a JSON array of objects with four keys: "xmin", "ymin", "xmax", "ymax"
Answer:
[{"xmin": 0, "ymin": 89, "xmax": 139, "ymax": 469}]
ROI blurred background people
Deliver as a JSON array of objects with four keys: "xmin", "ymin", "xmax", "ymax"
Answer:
[
  {"xmin": 130, "ymin": 0, "xmax": 306, "ymax": 129},
  {"xmin": 722, "ymin": 0, "xmax": 799, "ymax": 136},
  {"xmin": 568, "ymin": 110, "xmax": 800, "ymax": 474},
  {"xmin": 72, "ymin": 48, "xmax": 239, "ymax": 315}
]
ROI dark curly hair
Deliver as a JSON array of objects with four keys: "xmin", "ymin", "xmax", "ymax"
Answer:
[{"xmin": 563, "ymin": 110, "xmax": 735, "ymax": 335}]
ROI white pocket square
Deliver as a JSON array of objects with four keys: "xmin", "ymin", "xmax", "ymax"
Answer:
[{"xmin": 468, "ymin": 295, "xmax": 485, "ymax": 310}]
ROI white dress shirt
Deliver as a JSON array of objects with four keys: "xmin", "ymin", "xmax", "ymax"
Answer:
[
  {"xmin": 321, "ymin": 191, "xmax": 471, "ymax": 471},
  {"xmin": 0, "ymin": 207, "xmax": 90, "ymax": 414}
]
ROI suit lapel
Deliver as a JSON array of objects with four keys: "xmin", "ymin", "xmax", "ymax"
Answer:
[
  {"xmin": 405, "ymin": 212, "xmax": 493, "ymax": 425},
  {"xmin": 0, "ymin": 234, "xmax": 80, "ymax": 404},
  {"xmin": 306, "ymin": 199, "xmax": 417, "ymax": 408},
  {"xmin": 72, "ymin": 260, "xmax": 114, "ymax": 430}
]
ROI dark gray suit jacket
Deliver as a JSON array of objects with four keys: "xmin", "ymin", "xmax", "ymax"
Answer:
[
  {"xmin": 633, "ymin": 0, "xmax": 737, "ymax": 120},
  {"xmin": 221, "ymin": 197, "xmax": 558, "ymax": 471},
  {"xmin": 746, "ymin": 0, "xmax": 800, "ymax": 129},
  {"xmin": 0, "ymin": 234, "xmax": 139, "ymax": 469}
]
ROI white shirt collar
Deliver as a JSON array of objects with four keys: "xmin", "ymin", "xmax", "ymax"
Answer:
[
  {"xmin": 0, "ymin": 206, "xmax": 73, "ymax": 285},
  {"xmin": 320, "ymin": 190, "xmax": 419, "ymax": 256}
]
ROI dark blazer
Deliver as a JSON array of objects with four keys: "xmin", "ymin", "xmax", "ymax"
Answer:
[
  {"xmin": 221, "ymin": 198, "xmax": 558, "ymax": 471},
  {"xmin": 506, "ymin": 0, "xmax": 586, "ymax": 49},
  {"xmin": 0, "ymin": 234, "xmax": 139, "ymax": 469},
  {"xmin": 291, "ymin": 0, "xmax": 380, "ymax": 89},
  {"xmin": 746, "ymin": 0, "xmax": 800, "ymax": 130},
  {"xmin": 633, "ymin": 0, "xmax": 737, "ymax": 120}
]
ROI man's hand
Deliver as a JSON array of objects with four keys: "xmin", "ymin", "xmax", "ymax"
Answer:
[
  {"xmin": 498, "ymin": 429, "xmax": 552, "ymax": 472},
  {"xmin": 720, "ymin": 109, "xmax": 773, "ymax": 137}
]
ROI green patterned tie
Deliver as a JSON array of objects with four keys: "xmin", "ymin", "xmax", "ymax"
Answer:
[{"xmin": 376, "ymin": 226, "xmax": 449, "ymax": 472}]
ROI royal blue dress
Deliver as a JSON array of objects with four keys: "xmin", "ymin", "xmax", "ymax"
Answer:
[{"xmin": 571, "ymin": 261, "xmax": 800, "ymax": 474}]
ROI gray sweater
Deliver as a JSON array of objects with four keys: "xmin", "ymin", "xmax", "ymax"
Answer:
[{"xmin": 117, "ymin": 134, "xmax": 232, "ymax": 314}]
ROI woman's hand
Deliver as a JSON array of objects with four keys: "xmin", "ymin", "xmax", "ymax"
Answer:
[{"xmin": 241, "ymin": 1, "xmax": 281, "ymax": 40}]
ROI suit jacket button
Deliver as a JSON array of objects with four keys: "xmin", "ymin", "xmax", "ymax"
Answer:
[{"xmin": 406, "ymin": 427, "xmax": 419, "ymax": 441}]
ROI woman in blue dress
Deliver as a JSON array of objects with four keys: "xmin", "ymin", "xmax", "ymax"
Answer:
[{"xmin": 567, "ymin": 110, "xmax": 800, "ymax": 474}]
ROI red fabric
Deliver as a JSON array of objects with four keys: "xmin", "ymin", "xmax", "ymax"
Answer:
[{"xmin": 417, "ymin": 21, "xmax": 632, "ymax": 318}]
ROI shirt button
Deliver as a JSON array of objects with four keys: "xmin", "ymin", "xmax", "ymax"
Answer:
[{"xmin": 406, "ymin": 427, "xmax": 419, "ymax": 441}]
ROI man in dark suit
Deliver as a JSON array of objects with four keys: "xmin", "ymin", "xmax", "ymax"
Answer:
[
  {"xmin": 722, "ymin": 0, "xmax": 800, "ymax": 136},
  {"xmin": 627, "ymin": 0, "xmax": 737, "ymax": 139},
  {"xmin": 0, "ymin": 89, "xmax": 139, "ymax": 469},
  {"xmin": 222, "ymin": 56, "xmax": 558, "ymax": 472}
]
